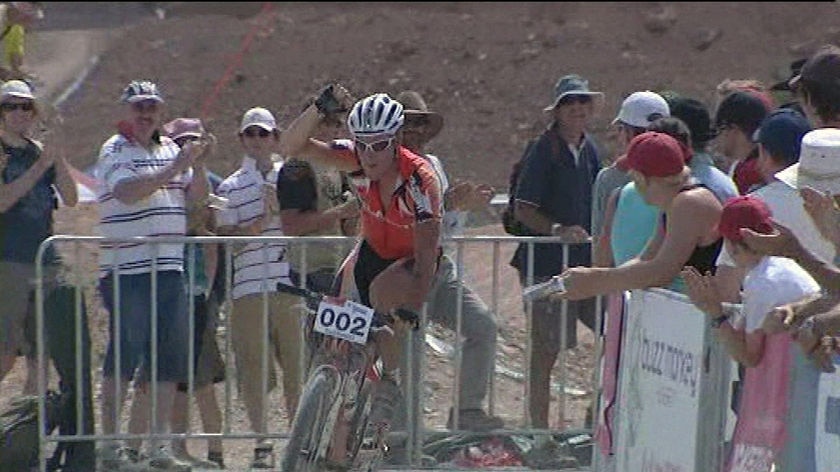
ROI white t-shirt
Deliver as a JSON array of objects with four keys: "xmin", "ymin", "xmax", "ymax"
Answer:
[
  {"xmin": 96, "ymin": 134, "xmax": 191, "ymax": 277},
  {"xmin": 716, "ymin": 179, "xmax": 836, "ymax": 267},
  {"xmin": 422, "ymin": 153, "xmax": 466, "ymax": 243},
  {"xmin": 737, "ymin": 256, "xmax": 820, "ymax": 333},
  {"xmin": 216, "ymin": 156, "xmax": 291, "ymax": 299}
]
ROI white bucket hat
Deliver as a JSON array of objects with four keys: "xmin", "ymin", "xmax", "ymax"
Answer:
[{"xmin": 776, "ymin": 128, "xmax": 840, "ymax": 194}]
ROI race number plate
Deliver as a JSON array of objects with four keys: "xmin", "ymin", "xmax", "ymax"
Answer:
[{"xmin": 314, "ymin": 299, "xmax": 375, "ymax": 344}]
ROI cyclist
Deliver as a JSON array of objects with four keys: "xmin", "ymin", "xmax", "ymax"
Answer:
[{"xmin": 280, "ymin": 86, "xmax": 443, "ymax": 432}]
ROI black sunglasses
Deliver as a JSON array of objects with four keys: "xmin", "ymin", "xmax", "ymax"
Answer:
[
  {"xmin": 1, "ymin": 102, "xmax": 34, "ymax": 112},
  {"xmin": 243, "ymin": 127, "xmax": 272, "ymax": 138},
  {"xmin": 557, "ymin": 95, "xmax": 593, "ymax": 106}
]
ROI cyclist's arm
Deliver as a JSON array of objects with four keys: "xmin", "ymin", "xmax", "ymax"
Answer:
[
  {"xmin": 409, "ymin": 217, "xmax": 441, "ymax": 306},
  {"xmin": 279, "ymin": 103, "xmax": 359, "ymax": 172},
  {"xmin": 408, "ymin": 169, "xmax": 444, "ymax": 306}
]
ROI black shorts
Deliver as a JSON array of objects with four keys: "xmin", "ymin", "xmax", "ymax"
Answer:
[{"xmin": 353, "ymin": 240, "xmax": 398, "ymax": 308}]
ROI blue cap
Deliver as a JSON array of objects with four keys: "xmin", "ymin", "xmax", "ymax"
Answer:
[{"xmin": 752, "ymin": 108, "xmax": 811, "ymax": 167}]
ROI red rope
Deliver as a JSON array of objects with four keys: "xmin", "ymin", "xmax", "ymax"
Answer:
[{"xmin": 199, "ymin": 2, "xmax": 277, "ymax": 121}]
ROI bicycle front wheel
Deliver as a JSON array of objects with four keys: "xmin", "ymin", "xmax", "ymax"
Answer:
[{"xmin": 281, "ymin": 368, "xmax": 339, "ymax": 472}]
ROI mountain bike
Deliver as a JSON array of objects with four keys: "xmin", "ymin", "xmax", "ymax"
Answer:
[{"xmin": 277, "ymin": 282, "xmax": 419, "ymax": 472}]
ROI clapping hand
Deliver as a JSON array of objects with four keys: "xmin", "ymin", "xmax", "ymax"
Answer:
[
  {"xmin": 681, "ymin": 266, "xmax": 723, "ymax": 317},
  {"xmin": 801, "ymin": 186, "xmax": 840, "ymax": 249},
  {"xmin": 446, "ymin": 180, "xmax": 494, "ymax": 212}
]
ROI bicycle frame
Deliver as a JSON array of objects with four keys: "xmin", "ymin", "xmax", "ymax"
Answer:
[
  {"xmin": 280, "ymin": 284, "xmax": 393, "ymax": 472},
  {"xmin": 306, "ymin": 321, "xmax": 383, "ymax": 466}
]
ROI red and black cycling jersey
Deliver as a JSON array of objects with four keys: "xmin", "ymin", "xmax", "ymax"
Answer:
[{"xmin": 329, "ymin": 139, "xmax": 443, "ymax": 260}]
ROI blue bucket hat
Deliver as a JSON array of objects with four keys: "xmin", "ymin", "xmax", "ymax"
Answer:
[{"xmin": 543, "ymin": 74, "xmax": 604, "ymax": 111}]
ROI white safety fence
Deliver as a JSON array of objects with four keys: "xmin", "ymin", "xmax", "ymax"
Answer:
[{"xmin": 37, "ymin": 233, "xmax": 829, "ymax": 470}]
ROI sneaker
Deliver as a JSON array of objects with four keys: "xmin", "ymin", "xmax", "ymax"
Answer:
[
  {"xmin": 447, "ymin": 408, "xmax": 505, "ymax": 431},
  {"xmin": 98, "ymin": 445, "xmax": 141, "ymax": 471},
  {"xmin": 146, "ymin": 445, "xmax": 192, "ymax": 471},
  {"xmin": 207, "ymin": 450, "xmax": 225, "ymax": 469},
  {"xmin": 251, "ymin": 441, "xmax": 275, "ymax": 469},
  {"xmin": 169, "ymin": 447, "xmax": 223, "ymax": 470}
]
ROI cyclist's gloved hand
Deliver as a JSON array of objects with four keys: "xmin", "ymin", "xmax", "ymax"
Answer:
[{"xmin": 393, "ymin": 308, "xmax": 420, "ymax": 331}]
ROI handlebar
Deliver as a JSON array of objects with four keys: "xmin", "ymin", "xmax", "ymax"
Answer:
[{"xmin": 276, "ymin": 282, "xmax": 420, "ymax": 330}]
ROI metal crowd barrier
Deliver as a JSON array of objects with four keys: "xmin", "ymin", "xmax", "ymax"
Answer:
[{"xmin": 32, "ymin": 233, "xmax": 604, "ymax": 471}]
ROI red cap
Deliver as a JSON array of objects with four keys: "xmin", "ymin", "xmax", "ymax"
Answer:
[
  {"xmin": 717, "ymin": 195, "xmax": 773, "ymax": 242},
  {"xmin": 615, "ymin": 131, "xmax": 690, "ymax": 177}
]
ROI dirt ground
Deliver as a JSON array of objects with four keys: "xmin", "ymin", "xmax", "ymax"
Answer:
[{"xmin": 4, "ymin": 1, "xmax": 840, "ymax": 469}]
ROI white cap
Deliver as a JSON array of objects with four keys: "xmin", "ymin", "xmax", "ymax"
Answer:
[
  {"xmin": 239, "ymin": 107, "xmax": 277, "ymax": 133},
  {"xmin": 0, "ymin": 80, "xmax": 35, "ymax": 102},
  {"xmin": 612, "ymin": 91, "xmax": 670, "ymax": 128}
]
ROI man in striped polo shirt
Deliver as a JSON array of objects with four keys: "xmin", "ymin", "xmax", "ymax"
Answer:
[
  {"xmin": 96, "ymin": 80, "xmax": 209, "ymax": 471},
  {"xmin": 214, "ymin": 107, "xmax": 300, "ymax": 469}
]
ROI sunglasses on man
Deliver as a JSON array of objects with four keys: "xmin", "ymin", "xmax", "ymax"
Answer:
[
  {"xmin": 243, "ymin": 127, "xmax": 272, "ymax": 138},
  {"xmin": 1, "ymin": 102, "xmax": 34, "ymax": 112},
  {"xmin": 557, "ymin": 95, "xmax": 593, "ymax": 106}
]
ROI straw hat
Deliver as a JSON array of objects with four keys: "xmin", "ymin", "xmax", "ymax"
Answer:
[{"xmin": 395, "ymin": 90, "xmax": 444, "ymax": 143}]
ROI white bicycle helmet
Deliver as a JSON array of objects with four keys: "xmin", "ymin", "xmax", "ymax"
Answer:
[{"xmin": 346, "ymin": 93, "xmax": 404, "ymax": 137}]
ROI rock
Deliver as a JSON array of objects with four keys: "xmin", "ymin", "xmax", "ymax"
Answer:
[
  {"xmin": 643, "ymin": 6, "xmax": 676, "ymax": 35},
  {"xmin": 691, "ymin": 27, "xmax": 722, "ymax": 51}
]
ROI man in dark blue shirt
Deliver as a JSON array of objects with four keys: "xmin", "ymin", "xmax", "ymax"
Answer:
[{"xmin": 509, "ymin": 74, "xmax": 602, "ymax": 428}]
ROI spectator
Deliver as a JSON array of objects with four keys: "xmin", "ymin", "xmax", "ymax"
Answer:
[
  {"xmin": 713, "ymin": 90, "xmax": 771, "ymax": 194},
  {"xmin": 591, "ymin": 90, "xmax": 669, "ymax": 267},
  {"xmin": 669, "ymin": 97, "xmax": 739, "ymax": 205},
  {"xmin": 508, "ymin": 74, "xmax": 602, "ymax": 428},
  {"xmin": 0, "ymin": 79, "xmax": 76, "ymax": 385},
  {"xmin": 394, "ymin": 90, "xmax": 503, "ymax": 431},
  {"xmin": 730, "ymin": 44, "xmax": 840, "ymax": 313},
  {"xmin": 596, "ymin": 117, "xmax": 690, "ymax": 270},
  {"xmin": 96, "ymin": 80, "xmax": 208, "ymax": 471},
  {"xmin": 715, "ymin": 78, "xmax": 773, "ymax": 113},
  {"xmin": 0, "ymin": 79, "xmax": 96, "ymax": 471},
  {"xmin": 682, "ymin": 195, "xmax": 820, "ymax": 470},
  {"xmin": 277, "ymin": 98, "xmax": 359, "ymax": 295},
  {"xmin": 136, "ymin": 117, "xmax": 226, "ymax": 469},
  {"xmin": 0, "ymin": 2, "xmax": 42, "ymax": 81},
  {"xmin": 214, "ymin": 107, "xmax": 300, "ymax": 469},
  {"xmin": 557, "ymin": 132, "xmax": 723, "ymax": 301},
  {"xmin": 598, "ymin": 115, "xmax": 735, "ymax": 280},
  {"xmin": 741, "ymin": 128, "xmax": 840, "ymax": 342},
  {"xmin": 789, "ymin": 44, "xmax": 840, "ymax": 129},
  {"xmin": 770, "ymin": 58, "xmax": 808, "ymax": 115}
]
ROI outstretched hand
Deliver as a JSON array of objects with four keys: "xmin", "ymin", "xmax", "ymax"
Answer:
[
  {"xmin": 761, "ymin": 292, "xmax": 836, "ymax": 334},
  {"xmin": 801, "ymin": 186, "xmax": 840, "ymax": 249},
  {"xmin": 553, "ymin": 267, "xmax": 596, "ymax": 301},
  {"xmin": 739, "ymin": 219, "xmax": 801, "ymax": 258}
]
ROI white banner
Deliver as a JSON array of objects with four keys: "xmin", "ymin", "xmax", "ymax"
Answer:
[{"xmin": 615, "ymin": 289, "xmax": 707, "ymax": 472}]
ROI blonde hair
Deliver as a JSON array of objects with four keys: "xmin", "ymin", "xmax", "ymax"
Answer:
[
  {"xmin": 715, "ymin": 78, "xmax": 767, "ymax": 98},
  {"xmin": 629, "ymin": 166, "xmax": 690, "ymax": 188}
]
